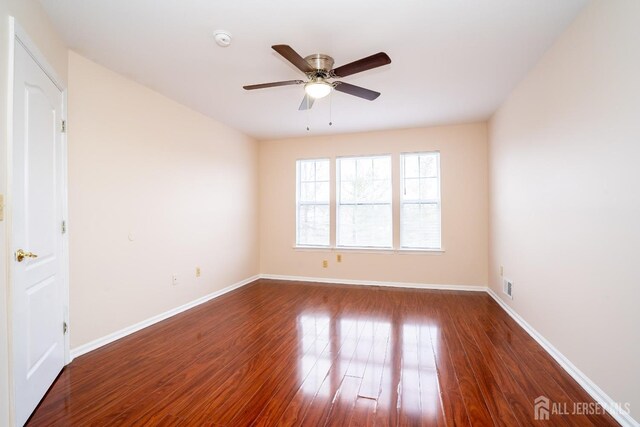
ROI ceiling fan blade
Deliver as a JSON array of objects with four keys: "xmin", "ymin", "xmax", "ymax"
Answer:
[
  {"xmin": 272, "ymin": 45, "xmax": 314, "ymax": 74},
  {"xmin": 243, "ymin": 80, "xmax": 304, "ymax": 90},
  {"xmin": 298, "ymin": 94, "xmax": 315, "ymax": 110},
  {"xmin": 332, "ymin": 52, "xmax": 391, "ymax": 78},
  {"xmin": 333, "ymin": 82, "xmax": 381, "ymax": 101}
]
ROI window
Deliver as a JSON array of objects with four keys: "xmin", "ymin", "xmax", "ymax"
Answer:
[
  {"xmin": 296, "ymin": 159, "xmax": 330, "ymax": 246},
  {"xmin": 400, "ymin": 152, "xmax": 441, "ymax": 249},
  {"xmin": 337, "ymin": 156, "xmax": 392, "ymax": 248}
]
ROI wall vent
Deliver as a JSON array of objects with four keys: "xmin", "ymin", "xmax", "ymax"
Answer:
[{"xmin": 503, "ymin": 278, "xmax": 514, "ymax": 299}]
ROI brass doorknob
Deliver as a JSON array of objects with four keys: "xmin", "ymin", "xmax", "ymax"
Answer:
[{"xmin": 16, "ymin": 249, "xmax": 38, "ymax": 262}]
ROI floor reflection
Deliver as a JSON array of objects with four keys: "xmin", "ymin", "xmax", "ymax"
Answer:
[
  {"xmin": 296, "ymin": 311, "xmax": 442, "ymax": 422},
  {"xmin": 298, "ymin": 314, "xmax": 331, "ymax": 397}
]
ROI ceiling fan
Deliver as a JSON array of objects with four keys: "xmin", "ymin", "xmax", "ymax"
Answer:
[{"xmin": 243, "ymin": 45, "xmax": 391, "ymax": 110}]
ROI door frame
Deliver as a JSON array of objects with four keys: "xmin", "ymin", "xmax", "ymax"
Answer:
[{"xmin": 4, "ymin": 16, "xmax": 70, "ymax": 425}]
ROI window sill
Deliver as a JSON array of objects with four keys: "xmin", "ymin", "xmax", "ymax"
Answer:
[
  {"xmin": 396, "ymin": 248, "xmax": 445, "ymax": 254},
  {"xmin": 293, "ymin": 245, "xmax": 333, "ymax": 252},
  {"xmin": 292, "ymin": 246, "xmax": 445, "ymax": 255}
]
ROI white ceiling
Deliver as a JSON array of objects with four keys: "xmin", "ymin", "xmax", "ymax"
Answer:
[{"xmin": 38, "ymin": 0, "xmax": 588, "ymax": 140}]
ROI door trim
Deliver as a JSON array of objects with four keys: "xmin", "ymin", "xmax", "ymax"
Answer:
[
  {"xmin": 5, "ymin": 17, "xmax": 70, "ymax": 425},
  {"xmin": 13, "ymin": 20, "xmax": 65, "ymax": 91}
]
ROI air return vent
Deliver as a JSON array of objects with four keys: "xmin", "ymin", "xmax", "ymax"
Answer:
[{"xmin": 503, "ymin": 279, "xmax": 514, "ymax": 299}]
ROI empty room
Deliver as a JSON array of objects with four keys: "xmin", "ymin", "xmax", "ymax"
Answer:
[{"xmin": 0, "ymin": 0, "xmax": 638, "ymax": 425}]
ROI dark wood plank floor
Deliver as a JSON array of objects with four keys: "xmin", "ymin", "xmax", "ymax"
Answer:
[{"xmin": 27, "ymin": 279, "xmax": 619, "ymax": 426}]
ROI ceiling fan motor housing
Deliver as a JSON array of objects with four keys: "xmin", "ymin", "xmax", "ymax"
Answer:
[{"xmin": 304, "ymin": 54, "xmax": 334, "ymax": 76}]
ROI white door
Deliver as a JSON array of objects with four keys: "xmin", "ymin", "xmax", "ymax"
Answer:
[{"xmin": 12, "ymin": 39, "xmax": 66, "ymax": 426}]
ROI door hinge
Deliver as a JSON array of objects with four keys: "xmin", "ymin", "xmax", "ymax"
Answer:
[
  {"xmin": 63, "ymin": 322, "xmax": 68, "ymax": 334},
  {"xmin": 61, "ymin": 220, "xmax": 66, "ymax": 234},
  {"xmin": 61, "ymin": 120, "xmax": 66, "ymax": 133}
]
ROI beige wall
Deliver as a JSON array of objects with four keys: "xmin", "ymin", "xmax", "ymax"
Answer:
[
  {"xmin": 259, "ymin": 124, "xmax": 489, "ymax": 286},
  {"xmin": 0, "ymin": 1, "xmax": 68, "ymax": 424},
  {"xmin": 489, "ymin": 0, "xmax": 640, "ymax": 420},
  {"xmin": 67, "ymin": 52, "xmax": 259, "ymax": 348}
]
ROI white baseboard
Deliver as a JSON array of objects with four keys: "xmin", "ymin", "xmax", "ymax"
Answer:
[
  {"xmin": 70, "ymin": 274, "xmax": 481, "ymax": 361},
  {"xmin": 486, "ymin": 288, "xmax": 638, "ymax": 427},
  {"xmin": 69, "ymin": 274, "xmax": 260, "ymax": 360},
  {"xmin": 259, "ymin": 274, "xmax": 487, "ymax": 292}
]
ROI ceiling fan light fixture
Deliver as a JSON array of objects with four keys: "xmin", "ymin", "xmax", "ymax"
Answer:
[{"xmin": 304, "ymin": 80, "xmax": 332, "ymax": 99}]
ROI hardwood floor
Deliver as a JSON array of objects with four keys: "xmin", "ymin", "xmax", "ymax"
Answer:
[{"xmin": 27, "ymin": 279, "xmax": 619, "ymax": 426}]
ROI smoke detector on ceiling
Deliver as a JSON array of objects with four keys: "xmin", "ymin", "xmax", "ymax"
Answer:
[{"xmin": 213, "ymin": 30, "xmax": 232, "ymax": 47}]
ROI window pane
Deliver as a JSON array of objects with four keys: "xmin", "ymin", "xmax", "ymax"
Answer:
[
  {"xmin": 372, "ymin": 179, "xmax": 391, "ymax": 202},
  {"xmin": 300, "ymin": 182, "xmax": 315, "ymax": 202},
  {"xmin": 356, "ymin": 158, "xmax": 373, "ymax": 180},
  {"xmin": 337, "ymin": 205, "xmax": 356, "ymax": 246},
  {"xmin": 340, "ymin": 181, "xmax": 356, "ymax": 203},
  {"xmin": 338, "ymin": 204, "xmax": 392, "ymax": 247},
  {"xmin": 373, "ymin": 157, "xmax": 390, "ymax": 179},
  {"xmin": 419, "ymin": 154, "xmax": 438, "ymax": 177},
  {"xmin": 301, "ymin": 161, "xmax": 315, "ymax": 181},
  {"xmin": 337, "ymin": 156, "xmax": 392, "ymax": 248},
  {"xmin": 404, "ymin": 155, "xmax": 420, "ymax": 178},
  {"xmin": 359, "ymin": 179, "xmax": 375, "ymax": 202},
  {"xmin": 404, "ymin": 178, "xmax": 420, "ymax": 200},
  {"xmin": 401, "ymin": 152, "xmax": 441, "ymax": 249},
  {"xmin": 316, "ymin": 182, "xmax": 329, "ymax": 202},
  {"xmin": 298, "ymin": 205, "xmax": 330, "ymax": 246},
  {"xmin": 340, "ymin": 158, "xmax": 356, "ymax": 181},
  {"xmin": 400, "ymin": 203, "xmax": 440, "ymax": 248},
  {"xmin": 316, "ymin": 161, "xmax": 329, "ymax": 181},
  {"xmin": 297, "ymin": 159, "xmax": 330, "ymax": 246},
  {"xmin": 420, "ymin": 177, "xmax": 439, "ymax": 200},
  {"xmin": 342, "ymin": 157, "xmax": 391, "ymax": 203}
]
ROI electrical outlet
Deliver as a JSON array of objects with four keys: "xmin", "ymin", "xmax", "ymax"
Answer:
[
  {"xmin": 172, "ymin": 275, "xmax": 179, "ymax": 286},
  {"xmin": 499, "ymin": 265, "xmax": 504, "ymax": 277},
  {"xmin": 322, "ymin": 260, "xmax": 328, "ymax": 268},
  {"xmin": 196, "ymin": 267, "xmax": 201, "ymax": 278},
  {"xmin": 337, "ymin": 254, "xmax": 342, "ymax": 263}
]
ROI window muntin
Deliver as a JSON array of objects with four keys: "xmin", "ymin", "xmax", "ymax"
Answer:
[
  {"xmin": 296, "ymin": 159, "xmax": 330, "ymax": 246},
  {"xmin": 400, "ymin": 152, "xmax": 441, "ymax": 249},
  {"xmin": 337, "ymin": 156, "xmax": 392, "ymax": 248}
]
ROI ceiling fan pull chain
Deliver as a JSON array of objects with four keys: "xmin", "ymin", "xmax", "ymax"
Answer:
[
  {"xmin": 329, "ymin": 91, "xmax": 333, "ymax": 126},
  {"xmin": 306, "ymin": 97, "xmax": 310, "ymax": 131}
]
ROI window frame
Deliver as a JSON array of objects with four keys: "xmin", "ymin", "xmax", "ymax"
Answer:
[
  {"xmin": 399, "ymin": 151, "xmax": 442, "ymax": 250},
  {"xmin": 336, "ymin": 154, "xmax": 393, "ymax": 249},
  {"xmin": 295, "ymin": 158, "xmax": 331, "ymax": 247}
]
